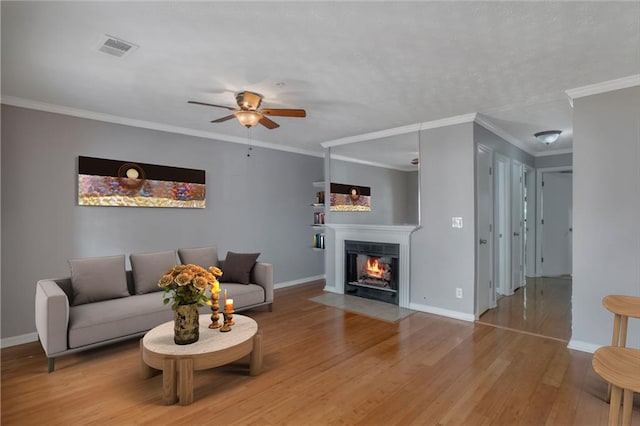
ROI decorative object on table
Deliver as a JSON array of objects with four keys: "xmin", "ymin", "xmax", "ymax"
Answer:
[
  {"xmin": 329, "ymin": 182, "xmax": 371, "ymax": 212},
  {"xmin": 207, "ymin": 266, "xmax": 223, "ymax": 329},
  {"xmin": 220, "ymin": 297, "xmax": 234, "ymax": 332},
  {"xmin": 78, "ymin": 156, "xmax": 206, "ymax": 208},
  {"xmin": 158, "ymin": 264, "xmax": 221, "ymax": 344}
]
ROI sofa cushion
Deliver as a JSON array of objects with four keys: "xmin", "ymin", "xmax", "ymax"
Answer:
[
  {"xmin": 69, "ymin": 255, "xmax": 129, "ymax": 306},
  {"xmin": 220, "ymin": 252, "xmax": 260, "ymax": 284},
  {"xmin": 130, "ymin": 250, "xmax": 177, "ymax": 295},
  {"xmin": 67, "ymin": 293, "xmax": 210, "ymax": 349},
  {"xmin": 178, "ymin": 246, "xmax": 219, "ymax": 268},
  {"xmin": 222, "ymin": 283, "xmax": 266, "ymax": 309}
]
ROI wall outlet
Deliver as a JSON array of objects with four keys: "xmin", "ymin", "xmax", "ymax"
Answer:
[{"xmin": 456, "ymin": 288, "xmax": 463, "ymax": 299}]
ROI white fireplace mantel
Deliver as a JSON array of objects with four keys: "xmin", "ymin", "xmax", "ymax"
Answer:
[{"xmin": 324, "ymin": 224, "xmax": 419, "ymax": 308}]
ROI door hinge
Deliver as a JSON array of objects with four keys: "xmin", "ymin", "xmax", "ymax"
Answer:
[
  {"xmin": 542, "ymin": 180, "xmax": 545, "ymax": 187},
  {"xmin": 541, "ymin": 219, "xmax": 544, "ymax": 225},
  {"xmin": 489, "ymin": 224, "xmax": 493, "ymax": 232},
  {"xmin": 489, "ymin": 167, "xmax": 492, "ymax": 175},
  {"xmin": 541, "ymin": 257, "xmax": 544, "ymax": 263},
  {"xmin": 489, "ymin": 280, "xmax": 493, "ymax": 288}
]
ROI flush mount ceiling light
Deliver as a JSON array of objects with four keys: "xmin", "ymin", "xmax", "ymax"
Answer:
[{"xmin": 534, "ymin": 130, "xmax": 562, "ymax": 144}]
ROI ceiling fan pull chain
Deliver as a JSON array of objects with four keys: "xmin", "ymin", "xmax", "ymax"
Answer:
[{"xmin": 247, "ymin": 128, "xmax": 253, "ymax": 157}]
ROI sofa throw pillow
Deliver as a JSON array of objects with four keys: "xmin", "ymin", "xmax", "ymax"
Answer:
[
  {"xmin": 130, "ymin": 250, "xmax": 177, "ymax": 295},
  {"xmin": 177, "ymin": 246, "xmax": 219, "ymax": 268},
  {"xmin": 220, "ymin": 252, "xmax": 260, "ymax": 284},
  {"xmin": 69, "ymin": 255, "xmax": 129, "ymax": 306}
]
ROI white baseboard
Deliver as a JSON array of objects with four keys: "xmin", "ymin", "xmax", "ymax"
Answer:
[
  {"xmin": 322, "ymin": 285, "xmax": 340, "ymax": 294},
  {"xmin": 567, "ymin": 339, "xmax": 601, "ymax": 354},
  {"xmin": 1, "ymin": 332, "xmax": 38, "ymax": 349},
  {"xmin": 409, "ymin": 302, "xmax": 475, "ymax": 323},
  {"xmin": 274, "ymin": 275, "xmax": 325, "ymax": 290}
]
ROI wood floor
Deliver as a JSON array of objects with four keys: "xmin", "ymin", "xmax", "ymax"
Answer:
[
  {"xmin": 478, "ymin": 276, "xmax": 573, "ymax": 342},
  {"xmin": 2, "ymin": 280, "xmax": 638, "ymax": 425}
]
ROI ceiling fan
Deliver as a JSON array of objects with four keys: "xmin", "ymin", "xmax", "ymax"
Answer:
[{"xmin": 188, "ymin": 91, "xmax": 306, "ymax": 129}]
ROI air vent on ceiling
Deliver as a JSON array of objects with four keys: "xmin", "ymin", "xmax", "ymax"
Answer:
[{"xmin": 97, "ymin": 35, "xmax": 138, "ymax": 58}]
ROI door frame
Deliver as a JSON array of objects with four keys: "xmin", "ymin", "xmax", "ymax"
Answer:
[
  {"xmin": 476, "ymin": 144, "xmax": 496, "ymax": 318},
  {"xmin": 535, "ymin": 166, "xmax": 573, "ymax": 276},
  {"xmin": 511, "ymin": 160, "xmax": 525, "ymax": 291},
  {"xmin": 523, "ymin": 165, "xmax": 536, "ymax": 277},
  {"xmin": 494, "ymin": 152, "xmax": 511, "ymax": 296}
]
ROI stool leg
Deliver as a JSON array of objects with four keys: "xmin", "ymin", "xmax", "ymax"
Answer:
[
  {"xmin": 609, "ymin": 385, "xmax": 622, "ymax": 426},
  {"xmin": 619, "ymin": 316, "xmax": 628, "ymax": 348},
  {"xmin": 612, "ymin": 314, "xmax": 621, "ymax": 346},
  {"xmin": 622, "ymin": 389, "xmax": 633, "ymax": 426}
]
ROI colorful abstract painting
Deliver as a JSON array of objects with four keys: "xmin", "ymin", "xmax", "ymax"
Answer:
[
  {"xmin": 330, "ymin": 183, "xmax": 371, "ymax": 212},
  {"xmin": 78, "ymin": 156, "xmax": 205, "ymax": 208}
]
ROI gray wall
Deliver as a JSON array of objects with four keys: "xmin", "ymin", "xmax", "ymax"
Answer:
[
  {"xmin": 572, "ymin": 86, "xmax": 640, "ymax": 349},
  {"xmin": 1, "ymin": 105, "xmax": 324, "ymax": 339},
  {"xmin": 535, "ymin": 153, "xmax": 573, "ymax": 169},
  {"xmin": 411, "ymin": 122, "xmax": 476, "ymax": 315},
  {"xmin": 329, "ymin": 159, "xmax": 418, "ymax": 225}
]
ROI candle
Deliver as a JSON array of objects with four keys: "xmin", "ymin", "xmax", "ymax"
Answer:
[{"xmin": 225, "ymin": 298, "xmax": 234, "ymax": 312}]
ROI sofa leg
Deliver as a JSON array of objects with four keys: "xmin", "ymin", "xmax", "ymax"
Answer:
[
  {"xmin": 48, "ymin": 357, "xmax": 55, "ymax": 373},
  {"xmin": 268, "ymin": 303, "xmax": 273, "ymax": 312}
]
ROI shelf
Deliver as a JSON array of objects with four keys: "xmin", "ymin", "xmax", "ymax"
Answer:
[
  {"xmin": 312, "ymin": 181, "xmax": 325, "ymax": 188},
  {"xmin": 311, "ymin": 247, "xmax": 325, "ymax": 252},
  {"xmin": 311, "ymin": 224, "xmax": 325, "ymax": 229},
  {"xmin": 311, "ymin": 203, "xmax": 325, "ymax": 208}
]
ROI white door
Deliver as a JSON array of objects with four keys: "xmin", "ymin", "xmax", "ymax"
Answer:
[
  {"xmin": 524, "ymin": 166, "xmax": 536, "ymax": 277},
  {"xmin": 494, "ymin": 154, "xmax": 510, "ymax": 296},
  {"xmin": 476, "ymin": 145, "xmax": 494, "ymax": 316},
  {"xmin": 541, "ymin": 172, "xmax": 573, "ymax": 276},
  {"xmin": 511, "ymin": 161, "xmax": 525, "ymax": 290}
]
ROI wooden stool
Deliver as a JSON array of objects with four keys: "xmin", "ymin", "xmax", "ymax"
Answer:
[
  {"xmin": 603, "ymin": 295, "xmax": 640, "ymax": 401},
  {"xmin": 592, "ymin": 347, "xmax": 640, "ymax": 426},
  {"xmin": 603, "ymin": 295, "xmax": 640, "ymax": 348}
]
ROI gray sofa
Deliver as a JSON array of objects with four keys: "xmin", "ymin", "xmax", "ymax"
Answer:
[{"xmin": 35, "ymin": 246, "xmax": 273, "ymax": 372}]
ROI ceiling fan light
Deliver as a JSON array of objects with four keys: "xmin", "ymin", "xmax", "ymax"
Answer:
[
  {"xmin": 534, "ymin": 130, "xmax": 562, "ymax": 144},
  {"xmin": 235, "ymin": 110, "xmax": 263, "ymax": 128}
]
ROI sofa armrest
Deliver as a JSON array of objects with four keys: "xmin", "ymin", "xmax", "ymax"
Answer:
[
  {"xmin": 252, "ymin": 262, "xmax": 273, "ymax": 303},
  {"xmin": 35, "ymin": 279, "xmax": 70, "ymax": 356}
]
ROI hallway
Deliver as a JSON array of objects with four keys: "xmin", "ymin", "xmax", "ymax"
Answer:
[{"xmin": 477, "ymin": 276, "xmax": 572, "ymax": 341}]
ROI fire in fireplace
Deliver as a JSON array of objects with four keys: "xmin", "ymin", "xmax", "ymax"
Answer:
[{"xmin": 345, "ymin": 240, "xmax": 399, "ymax": 305}]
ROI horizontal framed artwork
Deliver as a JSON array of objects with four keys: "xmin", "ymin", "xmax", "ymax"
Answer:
[
  {"xmin": 78, "ymin": 156, "xmax": 206, "ymax": 208},
  {"xmin": 330, "ymin": 182, "xmax": 371, "ymax": 212}
]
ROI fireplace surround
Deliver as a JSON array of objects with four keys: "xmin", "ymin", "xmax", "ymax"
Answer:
[{"xmin": 324, "ymin": 224, "xmax": 417, "ymax": 309}]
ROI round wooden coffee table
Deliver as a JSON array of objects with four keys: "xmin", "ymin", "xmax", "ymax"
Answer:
[{"xmin": 140, "ymin": 314, "xmax": 262, "ymax": 405}]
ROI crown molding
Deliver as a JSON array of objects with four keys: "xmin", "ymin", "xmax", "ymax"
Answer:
[
  {"xmin": 566, "ymin": 74, "xmax": 640, "ymax": 101},
  {"xmin": 0, "ymin": 96, "xmax": 324, "ymax": 158},
  {"xmin": 330, "ymin": 153, "xmax": 417, "ymax": 172},
  {"xmin": 474, "ymin": 115, "xmax": 538, "ymax": 156},
  {"xmin": 321, "ymin": 113, "xmax": 477, "ymax": 148},
  {"xmin": 534, "ymin": 148, "xmax": 573, "ymax": 157}
]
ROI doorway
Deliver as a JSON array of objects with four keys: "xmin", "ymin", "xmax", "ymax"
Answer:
[
  {"xmin": 476, "ymin": 144, "xmax": 495, "ymax": 317},
  {"xmin": 494, "ymin": 153, "xmax": 511, "ymax": 296},
  {"xmin": 536, "ymin": 167, "xmax": 573, "ymax": 277}
]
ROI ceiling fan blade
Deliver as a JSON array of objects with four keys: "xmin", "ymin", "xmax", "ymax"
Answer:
[
  {"xmin": 188, "ymin": 100, "xmax": 237, "ymax": 111},
  {"xmin": 260, "ymin": 108, "xmax": 306, "ymax": 118},
  {"xmin": 259, "ymin": 116, "xmax": 280, "ymax": 129},
  {"xmin": 211, "ymin": 114, "xmax": 236, "ymax": 123}
]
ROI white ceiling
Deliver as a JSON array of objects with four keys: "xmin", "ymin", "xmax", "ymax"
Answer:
[{"xmin": 2, "ymin": 2, "xmax": 639, "ymax": 168}]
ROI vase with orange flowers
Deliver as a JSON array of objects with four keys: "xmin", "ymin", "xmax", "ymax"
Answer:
[{"xmin": 158, "ymin": 264, "xmax": 223, "ymax": 345}]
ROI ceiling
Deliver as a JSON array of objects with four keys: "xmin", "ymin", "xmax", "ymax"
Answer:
[{"xmin": 2, "ymin": 2, "xmax": 639, "ymax": 168}]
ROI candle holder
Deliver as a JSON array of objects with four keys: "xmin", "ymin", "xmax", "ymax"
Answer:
[
  {"xmin": 220, "ymin": 309, "xmax": 234, "ymax": 332},
  {"xmin": 209, "ymin": 292, "xmax": 221, "ymax": 329}
]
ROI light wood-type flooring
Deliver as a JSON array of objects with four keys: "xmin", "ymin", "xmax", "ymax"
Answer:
[
  {"xmin": 478, "ymin": 276, "xmax": 573, "ymax": 342},
  {"xmin": 2, "ymin": 280, "xmax": 638, "ymax": 425}
]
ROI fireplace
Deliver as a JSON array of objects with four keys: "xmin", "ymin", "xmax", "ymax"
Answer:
[{"xmin": 344, "ymin": 240, "xmax": 400, "ymax": 305}]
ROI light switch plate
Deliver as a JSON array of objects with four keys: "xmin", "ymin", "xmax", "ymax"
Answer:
[{"xmin": 452, "ymin": 217, "xmax": 463, "ymax": 228}]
